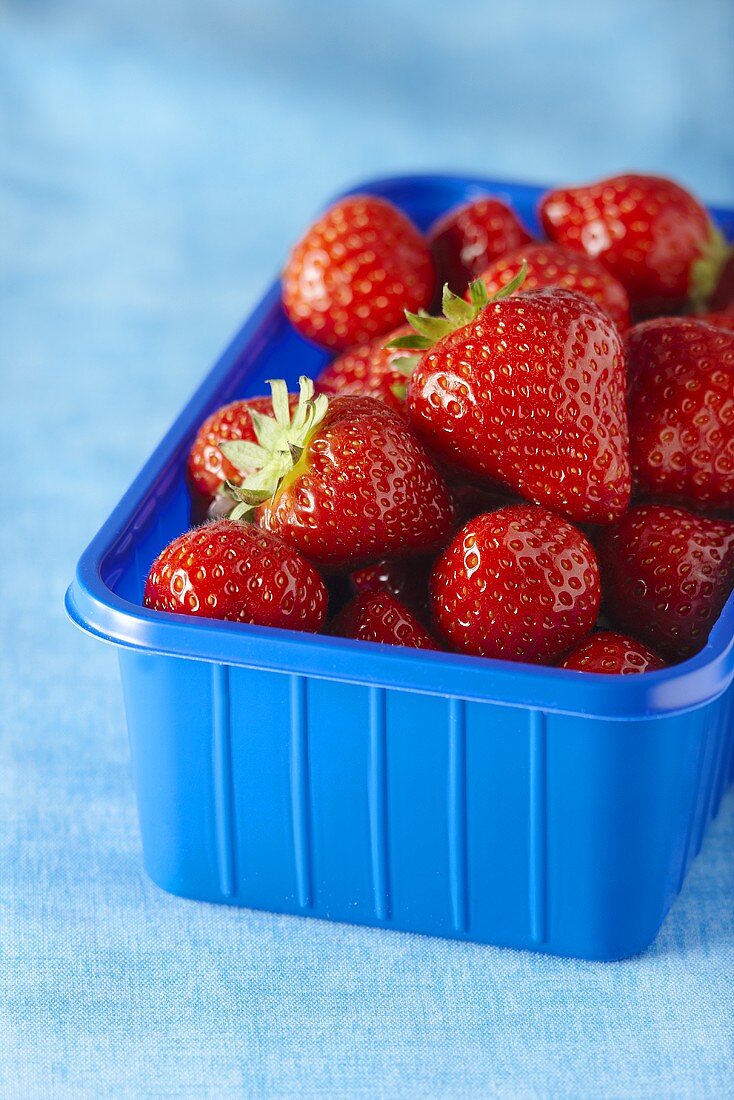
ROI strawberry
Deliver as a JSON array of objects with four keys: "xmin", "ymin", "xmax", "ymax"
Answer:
[
  {"xmin": 477, "ymin": 242, "xmax": 630, "ymax": 331},
  {"xmin": 539, "ymin": 173, "xmax": 730, "ymax": 312},
  {"xmin": 282, "ymin": 195, "xmax": 435, "ymax": 350},
  {"xmin": 428, "ymin": 196, "xmax": 532, "ymax": 294},
  {"xmin": 144, "ymin": 519, "xmax": 328, "ymax": 631},
  {"xmin": 188, "ymin": 395, "xmax": 298, "ymax": 502},
  {"xmin": 330, "ymin": 590, "xmax": 438, "ymax": 649},
  {"xmin": 350, "ymin": 557, "xmax": 431, "ymax": 614},
  {"xmin": 560, "ymin": 631, "xmax": 665, "ymax": 674},
  {"xmin": 695, "ymin": 308, "xmax": 734, "ymax": 334},
  {"xmin": 451, "ymin": 482, "xmax": 520, "ymax": 526},
  {"xmin": 401, "ymin": 279, "xmax": 630, "ymax": 524},
  {"xmin": 316, "ymin": 323, "xmax": 415, "ymax": 412},
  {"xmin": 600, "ymin": 504, "xmax": 734, "ymax": 660},
  {"xmin": 708, "ymin": 253, "xmax": 734, "ymax": 311},
  {"xmin": 220, "ymin": 377, "xmax": 455, "ymax": 571},
  {"xmin": 430, "ymin": 505, "xmax": 600, "ymax": 663},
  {"xmin": 626, "ymin": 318, "xmax": 734, "ymax": 510}
]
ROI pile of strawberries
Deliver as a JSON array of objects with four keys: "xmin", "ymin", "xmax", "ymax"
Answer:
[{"xmin": 145, "ymin": 173, "xmax": 734, "ymax": 675}]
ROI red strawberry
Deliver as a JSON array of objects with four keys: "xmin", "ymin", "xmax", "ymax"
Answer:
[
  {"xmin": 188, "ymin": 395, "xmax": 298, "ymax": 502},
  {"xmin": 220, "ymin": 377, "xmax": 455, "ymax": 571},
  {"xmin": 330, "ymin": 590, "xmax": 438, "ymax": 649},
  {"xmin": 316, "ymin": 324, "xmax": 415, "ymax": 412},
  {"xmin": 708, "ymin": 253, "xmax": 734, "ymax": 311},
  {"xmin": 144, "ymin": 519, "xmax": 328, "ymax": 631},
  {"xmin": 600, "ymin": 504, "xmax": 734, "ymax": 660},
  {"xmin": 695, "ymin": 307, "xmax": 734, "ymax": 333},
  {"xmin": 350, "ymin": 557, "xmax": 431, "ymax": 614},
  {"xmin": 539, "ymin": 173, "xmax": 730, "ymax": 312},
  {"xmin": 430, "ymin": 505, "xmax": 600, "ymax": 663},
  {"xmin": 451, "ymin": 482, "xmax": 519, "ymax": 526},
  {"xmin": 282, "ymin": 195, "xmax": 435, "ymax": 350},
  {"xmin": 626, "ymin": 318, "xmax": 734, "ymax": 509},
  {"xmin": 428, "ymin": 196, "xmax": 532, "ymax": 294},
  {"xmin": 560, "ymin": 631, "xmax": 665, "ymax": 674},
  {"xmin": 403, "ymin": 280, "xmax": 630, "ymax": 524},
  {"xmin": 477, "ymin": 242, "xmax": 630, "ymax": 331}
]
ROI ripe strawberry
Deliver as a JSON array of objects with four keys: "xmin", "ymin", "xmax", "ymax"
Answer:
[
  {"xmin": 188, "ymin": 395, "xmax": 298, "ymax": 502},
  {"xmin": 403, "ymin": 280, "xmax": 630, "ymax": 524},
  {"xmin": 539, "ymin": 173, "xmax": 730, "ymax": 312},
  {"xmin": 330, "ymin": 590, "xmax": 439, "ymax": 649},
  {"xmin": 695, "ymin": 307, "xmax": 734, "ymax": 333},
  {"xmin": 282, "ymin": 195, "xmax": 435, "ymax": 350},
  {"xmin": 430, "ymin": 505, "xmax": 600, "ymax": 663},
  {"xmin": 451, "ymin": 482, "xmax": 519, "ymax": 526},
  {"xmin": 477, "ymin": 242, "xmax": 630, "ymax": 331},
  {"xmin": 708, "ymin": 253, "xmax": 734, "ymax": 311},
  {"xmin": 600, "ymin": 504, "xmax": 734, "ymax": 660},
  {"xmin": 626, "ymin": 318, "xmax": 734, "ymax": 509},
  {"xmin": 316, "ymin": 324, "xmax": 415, "ymax": 412},
  {"xmin": 350, "ymin": 557, "xmax": 431, "ymax": 614},
  {"xmin": 143, "ymin": 519, "xmax": 328, "ymax": 631},
  {"xmin": 220, "ymin": 377, "xmax": 455, "ymax": 571},
  {"xmin": 428, "ymin": 196, "xmax": 532, "ymax": 294},
  {"xmin": 560, "ymin": 631, "xmax": 665, "ymax": 674}
]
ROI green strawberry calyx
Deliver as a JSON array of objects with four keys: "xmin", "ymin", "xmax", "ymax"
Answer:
[
  {"xmin": 386, "ymin": 265, "xmax": 527, "ymax": 401},
  {"xmin": 690, "ymin": 225, "xmax": 732, "ymax": 310},
  {"xmin": 220, "ymin": 375, "xmax": 327, "ymax": 520}
]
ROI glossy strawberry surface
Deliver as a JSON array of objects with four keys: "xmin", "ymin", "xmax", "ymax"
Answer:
[
  {"xmin": 478, "ymin": 242, "xmax": 630, "ymax": 330},
  {"xmin": 188, "ymin": 395, "xmax": 297, "ymax": 501},
  {"xmin": 255, "ymin": 395, "xmax": 455, "ymax": 571},
  {"xmin": 600, "ymin": 504, "xmax": 734, "ymax": 660},
  {"xmin": 428, "ymin": 196, "xmax": 532, "ymax": 294},
  {"xmin": 144, "ymin": 519, "xmax": 328, "ymax": 631},
  {"xmin": 430, "ymin": 505, "xmax": 600, "ymax": 663},
  {"xmin": 330, "ymin": 590, "xmax": 438, "ymax": 649},
  {"xmin": 560, "ymin": 631, "xmax": 665, "ymax": 674},
  {"xmin": 539, "ymin": 173, "xmax": 726, "ymax": 311},
  {"xmin": 282, "ymin": 195, "xmax": 434, "ymax": 350},
  {"xmin": 316, "ymin": 324, "xmax": 413, "ymax": 412},
  {"xmin": 406, "ymin": 288, "xmax": 630, "ymax": 524},
  {"xmin": 627, "ymin": 319, "xmax": 734, "ymax": 509}
]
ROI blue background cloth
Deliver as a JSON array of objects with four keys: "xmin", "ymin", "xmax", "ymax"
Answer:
[{"xmin": 2, "ymin": 1, "xmax": 734, "ymax": 1096}]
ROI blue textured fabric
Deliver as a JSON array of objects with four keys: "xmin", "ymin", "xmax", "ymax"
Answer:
[{"xmin": 2, "ymin": 2, "xmax": 734, "ymax": 1096}]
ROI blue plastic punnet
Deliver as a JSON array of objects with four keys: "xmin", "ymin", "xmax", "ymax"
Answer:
[{"xmin": 66, "ymin": 175, "xmax": 734, "ymax": 961}]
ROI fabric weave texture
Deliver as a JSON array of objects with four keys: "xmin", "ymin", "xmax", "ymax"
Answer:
[{"xmin": 2, "ymin": 1, "xmax": 734, "ymax": 1096}]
